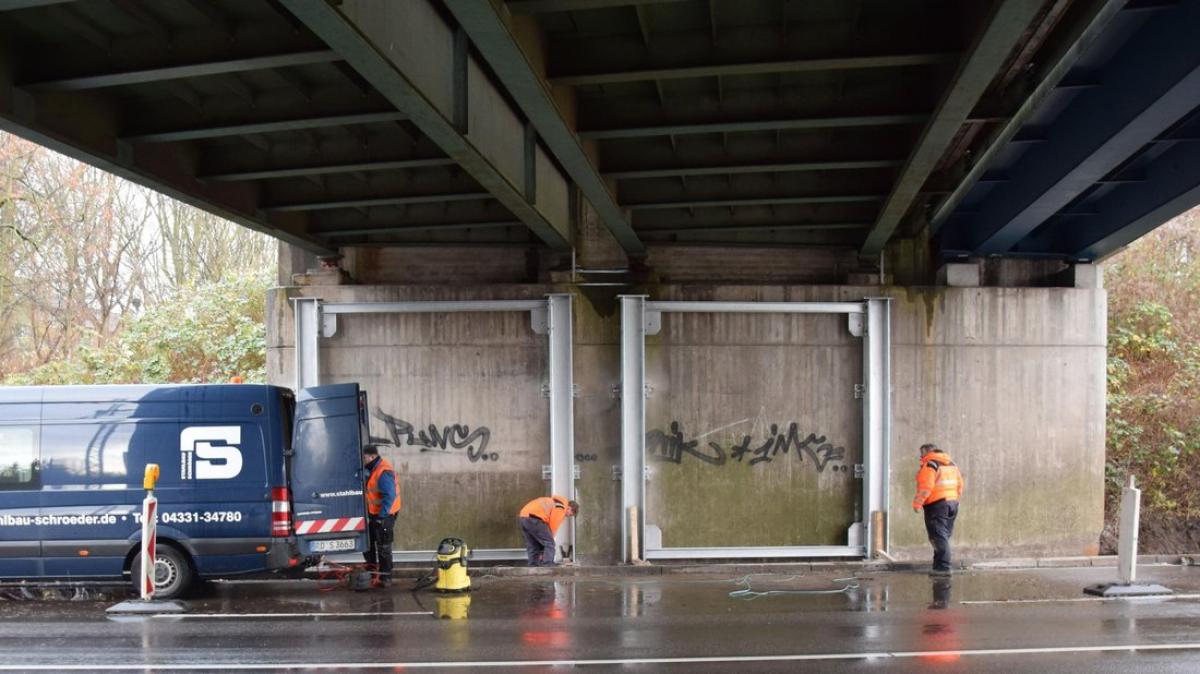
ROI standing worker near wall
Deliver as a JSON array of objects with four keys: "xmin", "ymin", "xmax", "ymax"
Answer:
[
  {"xmin": 363, "ymin": 445, "xmax": 401, "ymax": 587},
  {"xmin": 912, "ymin": 443, "xmax": 964, "ymax": 575},
  {"xmin": 518, "ymin": 495, "xmax": 578, "ymax": 566}
]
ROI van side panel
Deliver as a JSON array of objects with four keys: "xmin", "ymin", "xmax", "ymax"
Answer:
[
  {"xmin": 0, "ymin": 390, "xmax": 43, "ymax": 577},
  {"xmin": 29, "ymin": 385, "xmax": 284, "ymax": 581}
]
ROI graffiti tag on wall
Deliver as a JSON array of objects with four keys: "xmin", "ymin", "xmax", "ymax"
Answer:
[
  {"xmin": 646, "ymin": 421, "xmax": 848, "ymax": 472},
  {"xmin": 371, "ymin": 408, "xmax": 498, "ymax": 462}
]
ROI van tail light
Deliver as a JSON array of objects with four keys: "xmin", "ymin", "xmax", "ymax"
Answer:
[{"xmin": 271, "ymin": 486, "xmax": 292, "ymax": 537}]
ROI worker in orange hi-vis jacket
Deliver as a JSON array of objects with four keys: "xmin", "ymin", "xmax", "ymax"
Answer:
[
  {"xmin": 912, "ymin": 443, "xmax": 964, "ymax": 576},
  {"xmin": 517, "ymin": 495, "xmax": 578, "ymax": 566}
]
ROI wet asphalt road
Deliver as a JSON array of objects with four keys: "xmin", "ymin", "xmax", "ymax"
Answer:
[{"xmin": 0, "ymin": 565, "xmax": 1199, "ymax": 672}]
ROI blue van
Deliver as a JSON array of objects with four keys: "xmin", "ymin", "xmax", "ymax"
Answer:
[{"xmin": 0, "ymin": 383, "xmax": 370, "ymax": 598}]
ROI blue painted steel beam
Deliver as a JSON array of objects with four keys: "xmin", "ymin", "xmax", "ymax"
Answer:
[
  {"xmin": 963, "ymin": 0, "xmax": 1200, "ymax": 255},
  {"xmin": 859, "ymin": 0, "xmax": 1045, "ymax": 258},
  {"xmin": 1025, "ymin": 133, "xmax": 1200, "ymax": 260}
]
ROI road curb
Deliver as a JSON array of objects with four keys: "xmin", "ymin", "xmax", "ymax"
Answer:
[{"xmin": 312, "ymin": 554, "xmax": 1196, "ymax": 580}]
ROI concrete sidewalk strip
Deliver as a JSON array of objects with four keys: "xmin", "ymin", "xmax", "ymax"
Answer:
[{"xmin": 306, "ymin": 554, "xmax": 1193, "ymax": 580}]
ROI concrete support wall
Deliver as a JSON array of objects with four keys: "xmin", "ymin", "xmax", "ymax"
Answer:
[{"xmin": 268, "ymin": 260, "xmax": 1106, "ymax": 562}]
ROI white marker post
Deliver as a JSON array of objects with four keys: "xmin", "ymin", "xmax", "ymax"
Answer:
[
  {"xmin": 1084, "ymin": 475, "xmax": 1172, "ymax": 597},
  {"xmin": 139, "ymin": 463, "xmax": 160, "ymax": 601}
]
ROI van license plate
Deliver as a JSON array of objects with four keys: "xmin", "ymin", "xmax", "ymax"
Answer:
[{"xmin": 311, "ymin": 538, "xmax": 356, "ymax": 553}]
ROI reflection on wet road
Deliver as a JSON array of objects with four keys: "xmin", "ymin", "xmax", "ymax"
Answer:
[{"xmin": 1, "ymin": 565, "xmax": 1199, "ymax": 672}]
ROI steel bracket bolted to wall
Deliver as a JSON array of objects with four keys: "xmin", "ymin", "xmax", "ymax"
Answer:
[
  {"xmin": 293, "ymin": 294, "xmax": 576, "ymax": 563},
  {"xmin": 618, "ymin": 296, "xmax": 892, "ymax": 562}
]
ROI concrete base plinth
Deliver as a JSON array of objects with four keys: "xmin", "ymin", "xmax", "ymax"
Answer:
[
  {"xmin": 1083, "ymin": 583, "xmax": 1173, "ymax": 597},
  {"xmin": 106, "ymin": 599, "xmax": 188, "ymax": 614}
]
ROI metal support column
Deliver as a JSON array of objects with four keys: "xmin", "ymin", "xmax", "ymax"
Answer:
[
  {"xmin": 618, "ymin": 298, "xmax": 886, "ymax": 561},
  {"xmin": 288, "ymin": 295, "xmax": 571, "ymax": 562},
  {"xmin": 547, "ymin": 294, "xmax": 576, "ymax": 561},
  {"xmin": 863, "ymin": 298, "xmax": 892, "ymax": 557},
  {"xmin": 293, "ymin": 297, "xmax": 322, "ymax": 391},
  {"xmin": 619, "ymin": 296, "xmax": 647, "ymax": 563}
]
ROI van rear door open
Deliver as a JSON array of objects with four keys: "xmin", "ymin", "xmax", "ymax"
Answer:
[{"xmin": 290, "ymin": 384, "xmax": 369, "ymax": 556}]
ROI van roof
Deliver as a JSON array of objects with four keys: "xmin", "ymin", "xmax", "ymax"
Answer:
[{"xmin": 0, "ymin": 384, "xmax": 290, "ymax": 405}]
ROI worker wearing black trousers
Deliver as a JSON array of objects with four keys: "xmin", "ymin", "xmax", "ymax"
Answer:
[
  {"xmin": 912, "ymin": 443, "xmax": 964, "ymax": 575},
  {"xmin": 362, "ymin": 445, "xmax": 401, "ymax": 587}
]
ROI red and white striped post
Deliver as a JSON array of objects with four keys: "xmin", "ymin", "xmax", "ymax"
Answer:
[{"xmin": 140, "ymin": 464, "xmax": 161, "ymax": 601}]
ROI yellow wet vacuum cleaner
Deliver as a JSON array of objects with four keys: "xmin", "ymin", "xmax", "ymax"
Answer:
[{"xmin": 434, "ymin": 537, "xmax": 471, "ymax": 593}]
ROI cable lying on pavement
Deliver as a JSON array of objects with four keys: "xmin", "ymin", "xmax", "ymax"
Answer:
[{"xmin": 728, "ymin": 574, "xmax": 860, "ymax": 600}]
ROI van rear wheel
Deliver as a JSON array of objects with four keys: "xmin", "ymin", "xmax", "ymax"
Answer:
[{"xmin": 129, "ymin": 546, "xmax": 193, "ymax": 600}]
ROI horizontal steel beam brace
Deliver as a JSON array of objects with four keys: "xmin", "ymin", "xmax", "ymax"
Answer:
[
  {"xmin": 551, "ymin": 52, "xmax": 959, "ymax": 86},
  {"xmin": 23, "ymin": 50, "xmax": 341, "ymax": 92},
  {"xmin": 279, "ymin": 0, "xmax": 571, "ymax": 251},
  {"xmin": 0, "ymin": 0, "xmax": 77, "ymax": 9},
  {"xmin": 645, "ymin": 546, "xmax": 865, "ymax": 560},
  {"xmin": 965, "ymin": 1, "xmax": 1200, "ymax": 255},
  {"xmin": 122, "ymin": 111, "xmax": 406, "ymax": 143},
  {"xmin": 508, "ymin": 0, "xmax": 688, "ymax": 13},
  {"xmin": 860, "ymin": 0, "xmax": 1045, "ymax": 258},
  {"xmin": 444, "ymin": 0, "xmax": 644, "ymax": 255},
  {"xmin": 265, "ymin": 192, "xmax": 492, "ymax": 212},
  {"xmin": 313, "ymin": 221, "xmax": 523, "ymax": 237},
  {"xmin": 579, "ymin": 113, "xmax": 927, "ymax": 140},
  {"xmin": 640, "ymin": 222, "xmax": 869, "ymax": 235},
  {"xmin": 646, "ymin": 301, "xmax": 864, "ymax": 314},
  {"xmin": 929, "ymin": 0, "xmax": 1127, "ymax": 233},
  {"xmin": 627, "ymin": 195, "xmax": 882, "ymax": 209},
  {"xmin": 201, "ymin": 157, "xmax": 456, "ymax": 182},
  {"xmin": 324, "ymin": 300, "xmax": 547, "ymax": 314},
  {"xmin": 605, "ymin": 159, "xmax": 903, "ymax": 180}
]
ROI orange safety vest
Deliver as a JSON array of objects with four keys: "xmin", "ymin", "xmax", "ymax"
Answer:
[
  {"xmin": 914, "ymin": 452, "xmax": 964, "ymax": 507},
  {"xmin": 366, "ymin": 458, "xmax": 401, "ymax": 516},
  {"xmin": 519, "ymin": 495, "xmax": 571, "ymax": 536}
]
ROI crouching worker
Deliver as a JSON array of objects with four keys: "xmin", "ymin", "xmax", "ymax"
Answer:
[
  {"xmin": 517, "ymin": 495, "xmax": 578, "ymax": 566},
  {"xmin": 363, "ymin": 444, "xmax": 401, "ymax": 587}
]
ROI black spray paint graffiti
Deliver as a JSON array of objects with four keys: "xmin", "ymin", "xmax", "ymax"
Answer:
[
  {"xmin": 646, "ymin": 421, "xmax": 847, "ymax": 472},
  {"xmin": 371, "ymin": 408, "xmax": 497, "ymax": 462}
]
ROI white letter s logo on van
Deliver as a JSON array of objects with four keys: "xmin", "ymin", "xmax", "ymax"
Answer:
[{"xmin": 180, "ymin": 426, "xmax": 243, "ymax": 480}]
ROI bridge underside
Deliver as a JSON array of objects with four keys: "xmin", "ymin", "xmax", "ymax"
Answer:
[
  {"xmin": 2, "ymin": 0, "xmax": 1197, "ymax": 271},
  {"xmin": 0, "ymin": 0, "xmax": 1177, "ymax": 564}
]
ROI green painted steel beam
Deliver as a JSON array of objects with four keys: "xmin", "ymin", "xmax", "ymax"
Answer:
[
  {"xmin": 550, "ymin": 52, "xmax": 959, "ymax": 86},
  {"xmin": 508, "ymin": 0, "xmax": 688, "ymax": 14},
  {"xmin": 444, "ymin": 0, "xmax": 644, "ymax": 255},
  {"xmin": 122, "ymin": 111, "xmax": 406, "ymax": 143},
  {"xmin": 580, "ymin": 114, "xmax": 926, "ymax": 140},
  {"xmin": 605, "ymin": 159, "xmax": 902, "ymax": 180},
  {"xmin": 627, "ymin": 195, "xmax": 883, "ymax": 209},
  {"xmin": 859, "ymin": 0, "xmax": 1048, "ymax": 258},
  {"xmin": 265, "ymin": 192, "xmax": 492, "ymax": 213},
  {"xmin": 640, "ymin": 222, "xmax": 870, "ymax": 235},
  {"xmin": 24, "ymin": 50, "xmax": 342, "ymax": 92},
  {"xmin": 0, "ymin": 0, "xmax": 77, "ymax": 9},
  {"xmin": 278, "ymin": 0, "xmax": 571, "ymax": 251},
  {"xmin": 201, "ymin": 157, "xmax": 456, "ymax": 182},
  {"xmin": 313, "ymin": 221, "xmax": 523, "ymax": 236}
]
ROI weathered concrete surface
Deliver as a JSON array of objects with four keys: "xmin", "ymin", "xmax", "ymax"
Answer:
[
  {"xmin": 887, "ymin": 287, "xmax": 1107, "ymax": 560},
  {"xmin": 268, "ymin": 266, "xmax": 1106, "ymax": 563},
  {"xmin": 268, "ymin": 284, "xmax": 557, "ymax": 552},
  {"xmin": 643, "ymin": 306, "xmax": 861, "ymax": 549}
]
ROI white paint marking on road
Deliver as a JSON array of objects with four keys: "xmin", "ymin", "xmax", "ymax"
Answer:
[
  {"xmin": 5, "ymin": 642, "xmax": 1200, "ymax": 670},
  {"xmin": 962, "ymin": 593, "xmax": 1200, "ymax": 605},
  {"xmin": 149, "ymin": 611, "xmax": 433, "ymax": 619}
]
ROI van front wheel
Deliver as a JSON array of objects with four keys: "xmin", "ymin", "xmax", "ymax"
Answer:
[{"xmin": 129, "ymin": 545, "xmax": 193, "ymax": 600}]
